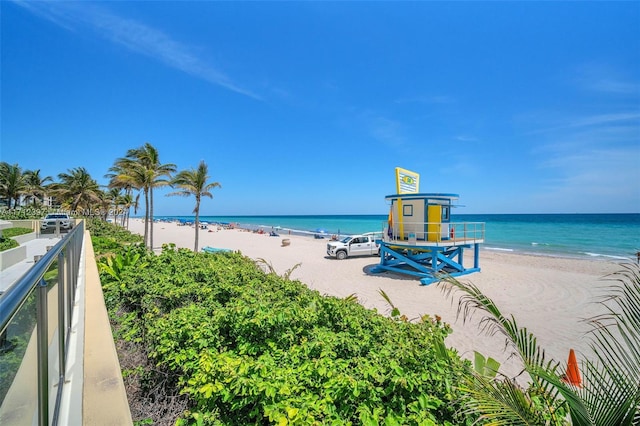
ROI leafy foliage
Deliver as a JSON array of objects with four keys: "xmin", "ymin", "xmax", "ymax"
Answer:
[
  {"xmin": 439, "ymin": 263, "xmax": 640, "ymax": 425},
  {"xmin": 1, "ymin": 227, "xmax": 34, "ymax": 238},
  {"xmin": 0, "ymin": 235, "xmax": 19, "ymax": 252},
  {"xmin": 100, "ymin": 244, "xmax": 476, "ymax": 425},
  {"xmin": 87, "ymin": 217, "xmax": 143, "ymax": 257}
]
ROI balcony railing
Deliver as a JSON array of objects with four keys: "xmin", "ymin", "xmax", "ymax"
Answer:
[
  {"xmin": 0, "ymin": 221, "xmax": 84, "ymax": 425},
  {"xmin": 382, "ymin": 221, "xmax": 485, "ymax": 246}
]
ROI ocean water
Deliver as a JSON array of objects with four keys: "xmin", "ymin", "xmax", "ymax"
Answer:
[{"xmin": 160, "ymin": 213, "xmax": 640, "ymax": 261}]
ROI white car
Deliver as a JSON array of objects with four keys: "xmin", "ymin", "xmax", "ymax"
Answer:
[
  {"xmin": 41, "ymin": 213, "xmax": 73, "ymax": 231},
  {"xmin": 326, "ymin": 234, "xmax": 381, "ymax": 260}
]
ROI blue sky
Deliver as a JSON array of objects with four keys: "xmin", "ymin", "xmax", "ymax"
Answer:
[{"xmin": 2, "ymin": 1, "xmax": 639, "ymax": 215}]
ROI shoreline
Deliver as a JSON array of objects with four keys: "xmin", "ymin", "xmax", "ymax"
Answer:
[
  {"xmin": 141, "ymin": 215, "xmax": 638, "ymax": 262},
  {"xmin": 126, "ymin": 218, "xmax": 625, "ymax": 385}
]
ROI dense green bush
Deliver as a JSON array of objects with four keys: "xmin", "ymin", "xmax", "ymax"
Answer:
[
  {"xmin": 0, "ymin": 236, "xmax": 19, "ymax": 252},
  {"xmin": 87, "ymin": 218, "xmax": 143, "ymax": 256},
  {"xmin": 2, "ymin": 227, "xmax": 34, "ymax": 238},
  {"xmin": 0, "ymin": 227, "xmax": 33, "ymax": 252},
  {"xmin": 100, "ymin": 245, "xmax": 475, "ymax": 425}
]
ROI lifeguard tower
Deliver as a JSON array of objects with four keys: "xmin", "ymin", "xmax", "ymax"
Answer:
[{"xmin": 371, "ymin": 168, "xmax": 485, "ymax": 285}]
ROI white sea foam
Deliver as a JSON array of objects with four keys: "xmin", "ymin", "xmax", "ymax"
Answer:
[
  {"xmin": 485, "ymin": 247, "xmax": 514, "ymax": 252},
  {"xmin": 580, "ymin": 252, "xmax": 631, "ymax": 261}
]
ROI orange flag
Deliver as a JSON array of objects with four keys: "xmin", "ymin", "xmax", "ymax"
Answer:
[{"xmin": 563, "ymin": 348, "xmax": 582, "ymax": 387}]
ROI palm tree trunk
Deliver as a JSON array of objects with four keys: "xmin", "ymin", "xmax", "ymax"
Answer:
[
  {"xmin": 144, "ymin": 189, "xmax": 150, "ymax": 248},
  {"xmin": 194, "ymin": 199, "xmax": 200, "ymax": 252},
  {"xmin": 149, "ymin": 187, "xmax": 154, "ymax": 250}
]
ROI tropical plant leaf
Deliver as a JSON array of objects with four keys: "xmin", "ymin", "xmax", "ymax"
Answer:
[
  {"xmin": 579, "ymin": 263, "xmax": 640, "ymax": 425},
  {"xmin": 378, "ymin": 288, "xmax": 401, "ymax": 318},
  {"xmin": 439, "ymin": 264, "xmax": 640, "ymax": 425},
  {"xmin": 439, "ymin": 277, "xmax": 565, "ymax": 421},
  {"xmin": 459, "ymin": 373, "xmax": 543, "ymax": 425},
  {"xmin": 474, "ymin": 351, "xmax": 501, "ymax": 378}
]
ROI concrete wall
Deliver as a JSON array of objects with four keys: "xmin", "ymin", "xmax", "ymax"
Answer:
[
  {"xmin": 7, "ymin": 220, "xmax": 37, "ymax": 232},
  {"xmin": 82, "ymin": 232, "xmax": 133, "ymax": 425},
  {"xmin": 12, "ymin": 232, "xmax": 36, "ymax": 245},
  {"xmin": 0, "ymin": 245, "xmax": 26, "ymax": 271}
]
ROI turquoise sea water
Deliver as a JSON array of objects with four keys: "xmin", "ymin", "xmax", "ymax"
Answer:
[{"xmin": 159, "ymin": 214, "xmax": 640, "ymax": 261}]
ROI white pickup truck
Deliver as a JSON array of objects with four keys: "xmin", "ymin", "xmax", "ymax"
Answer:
[{"xmin": 326, "ymin": 234, "xmax": 381, "ymax": 260}]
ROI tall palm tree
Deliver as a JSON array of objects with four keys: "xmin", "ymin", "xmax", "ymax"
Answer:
[
  {"xmin": 106, "ymin": 160, "xmax": 139, "ymax": 229},
  {"xmin": 0, "ymin": 162, "xmax": 27, "ymax": 209},
  {"xmin": 106, "ymin": 187, "xmax": 123, "ymax": 222},
  {"xmin": 110, "ymin": 143, "xmax": 175, "ymax": 248},
  {"xmin": 109, "ymin": 158, "xmax": 151, "ymax": 243},
  {"xmin": 120, "ymin": 192, "xmax": 135, "ymax": 228},
  {"xmin": 439, "ymin": 263, "xmax": 640, "ymax": 425},
  {"xmin": 23, "ymin": 169, "xmax": 53, "ymax": 206},
  {"xmin": 52, "ymin": 167, "xmax": 102, "ymax": 212},
  {"xmin": 168, "ymin": 160, "xmax": 221, "ymax": 251}
]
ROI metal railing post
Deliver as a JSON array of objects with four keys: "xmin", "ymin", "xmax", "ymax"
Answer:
[
  {"xmin": 51, "ymin": 249, "xmax": 67, "ymax": 426},
  {"xmin": 58, "ymin": 250, "xmax": 66, "ymax": 372},
  {"xmin": 70, "ymin": 238, "xmax": 77, "ymax": 301},
  {"xmin": 36, "ymin": 277, "xmax": 49, "ymax": 426}
]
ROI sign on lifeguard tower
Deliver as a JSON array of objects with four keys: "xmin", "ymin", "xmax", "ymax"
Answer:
[{"xmin": 395, "ymin": 167, "xmax": 420, "ymax": 194}]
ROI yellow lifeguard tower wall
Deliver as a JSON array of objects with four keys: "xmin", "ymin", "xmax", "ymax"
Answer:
[
  {"xmin": 427, "ymin": 204, "xmax": 442, "ymax": 242},
  {"xmin": 390, "ymin": 168, "xmax": 451, "ymax": 243}
]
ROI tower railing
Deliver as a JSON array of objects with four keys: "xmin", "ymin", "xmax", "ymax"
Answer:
[
  {"xmin": 0, "ymin": 221, "xmax": 84, "ymax": 425},
  {"xmin": 382, "ymin": 221, "xmax": 485, "ymax": 245}
]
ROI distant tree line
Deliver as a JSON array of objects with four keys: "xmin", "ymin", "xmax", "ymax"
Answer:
[{"xmin": 0, "ymin": 142, "xmax": 220, "ymax": 251}]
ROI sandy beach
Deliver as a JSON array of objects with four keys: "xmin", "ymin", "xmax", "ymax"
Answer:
[{"xmin": 127, "ymin": 218, "xmax": 624, "ymax": 383}]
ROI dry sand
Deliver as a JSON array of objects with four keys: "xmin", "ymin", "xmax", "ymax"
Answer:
[{"xmin": 127, "ymin": 219, "xmax": 624, "ymax": 383}]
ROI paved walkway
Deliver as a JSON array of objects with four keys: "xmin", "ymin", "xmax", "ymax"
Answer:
[{"xmin": 0, "ymin": 235, "xmax": 62, "ymax": 293}]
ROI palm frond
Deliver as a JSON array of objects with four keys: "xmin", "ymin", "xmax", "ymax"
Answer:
[
  {"xmin": 580, "ymin": 263, "xmax": 640, "ymax": 425},
  {"xmin": 459, "ymin": 373, "xmax": 543, "ymax": 425},
  {"xmin": 439, "ymin": 277, "xmax": 565, "ymax": 417},
  {"xmin": 439, "ymin": 277, "xmax": 559, "ymax": 376}
]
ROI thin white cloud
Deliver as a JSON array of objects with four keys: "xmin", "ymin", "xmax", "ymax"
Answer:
[
  {"xmin": 576, "ymin": 63, "xmax": 640, "ymax": 95},
  {"xmin": 11, "ymin": 0, "xmax": 261, "ymax": 100},
  {"xmin": 455, "ymin": 135, "xmax": 478, "ymax": 142},
  {"xmin": 528, "ymin": 111, "xmax": 640, "ymax": 135},
  {"xmin": 530, "ymin": 115, "xmax": 640, "ymax": 211},
  {"xmin": 394, "ymin": 95, "xmax": 456, "ymax": 105},
  {"xmin": 369, "ymin": 116, "xmax": 406, "ymax": 147},
  {"xmin": 567, "ymin": 112, "xmax": 640, "ymax": 129},
  {"xmin": 533, "ymin": 147, "xmax": 640, "ymax": 210}
]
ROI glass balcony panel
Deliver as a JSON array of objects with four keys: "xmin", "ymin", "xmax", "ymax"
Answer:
[{"xmin": 0, "ymin": 289, "xmax": 38, "ymax": 425}]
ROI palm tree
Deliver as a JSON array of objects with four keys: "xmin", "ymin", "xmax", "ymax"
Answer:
[
  {"xmin": 106, "ymin": 187, "xmax": 123, "ymax": 222},
  {"xmin": 439, "ymin": 263, "xmax": 640, "ymax": 425},
  {"xmin": 23, "ymin": 169, "xmax": 53, "ymax": 206},
  {"xmin": 120, "ymin": 192, "xmax": 135, "ymax": 228},
  {"xmin": 0, "ymin": 162, "xmax": 27, "ymax": 209},
  {"xmin": 168, "ymin": 160, "xmax": 221, "ymax": 251},
  {"xmin": 106, "ymin": 160, "xmax": 139, "ymax": 229},
  {"xmin": 52, "ymin": 167, "xmax": 102, "ymax": 212},
  {"xmin": 110, "ymin": 143, "xmax": 175, "ymax": 248}
]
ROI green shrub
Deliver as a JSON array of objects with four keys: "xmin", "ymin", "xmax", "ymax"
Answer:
[
  {"xmin": 87, "ymin": 218, "xmax": 143, "ymax": 256},
  {"xmin": 100, "ymin": 245, "xmax": 475, "ymax": 425},
  {"xmin": 1, "ymin": 227, "xmax": 34, "ymax": 238},
  {"xmin": 0, "ymin": 235, "xmax": 19, "ymax": 252}
]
